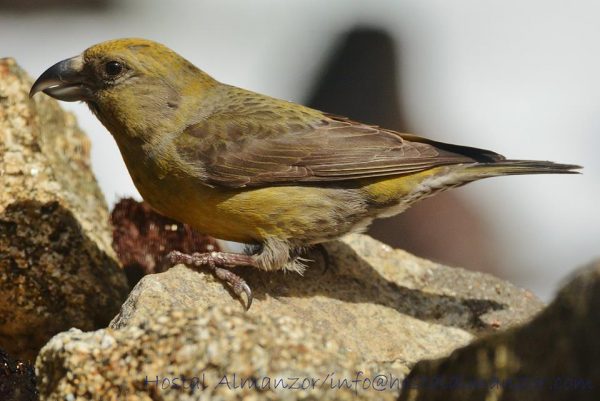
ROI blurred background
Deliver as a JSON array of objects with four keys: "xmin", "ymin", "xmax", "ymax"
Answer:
[{"xmin": 1, "ymin": 0, "xmax": 598, "ymax": 301}]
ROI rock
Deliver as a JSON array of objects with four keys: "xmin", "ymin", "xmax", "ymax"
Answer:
[
  {"xmin": 398, "ymin": 260, "xmax": 600, "ymax": 401},
  {"xmin": 37, "ymin": 234, "xmax": 543, "ymax": 400},
  {"xmin": 0, "ymin": 347, "xmax": 38, "ymax": 401},
  {"xmin": 0, "ymin": 58, "xmax": 128, "ymax": 360},
  {"xmin": 111, "ymin": 235, "xmax": 542, "ymax": 353},
  {"xmin": 37, "ymin": 306, "xmax": 384, "ymax": 401}
]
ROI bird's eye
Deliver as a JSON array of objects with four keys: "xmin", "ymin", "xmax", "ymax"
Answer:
[{"xmin": 104, "ymin": 61, "xmax": 123, "ymax": 77}]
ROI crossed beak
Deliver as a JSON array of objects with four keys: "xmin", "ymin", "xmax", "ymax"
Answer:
[{"xmin": 29, "ymin": 55, "xmax": 92, "ymax": 102}]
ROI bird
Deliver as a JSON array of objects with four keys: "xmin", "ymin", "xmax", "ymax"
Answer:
[{"xmin": 30, "ymin": 38, "xmax": 580, "ymax": 309}]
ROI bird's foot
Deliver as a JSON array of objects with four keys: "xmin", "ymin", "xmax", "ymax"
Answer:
[{"xmin": 167, "ymin": 250, "xmax": 255, "ymax": 310}]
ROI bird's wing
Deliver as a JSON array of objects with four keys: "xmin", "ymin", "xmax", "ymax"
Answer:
[{"xmin": 175, "ymin": 95, "xmax": 504, "ymax": 188}]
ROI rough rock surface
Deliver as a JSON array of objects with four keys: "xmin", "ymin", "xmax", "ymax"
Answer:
[
  {"xmin": 0, "ymin": 58, "xmax": 128, "ymax": 360},
  {"xmin": 38, "ymin": 306, "xmax": 385, "ymax": 401},
  {"xmin": 37, "ymin": 234, "xmax": 543, "ymax": 400},
  {"xmin": 398, "ymin": 260, "xmax": 600, "ymax": 401}
]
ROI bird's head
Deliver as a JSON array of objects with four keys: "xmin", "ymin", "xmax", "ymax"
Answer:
[{"xmin": 30, "ymin": 38, "xmax": 216, "ymax": 137}]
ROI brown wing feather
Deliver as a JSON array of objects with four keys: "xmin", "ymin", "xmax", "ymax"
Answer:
[{"xmin": 175, "ymin": 89, "xmax": 504, "ymax": 188}]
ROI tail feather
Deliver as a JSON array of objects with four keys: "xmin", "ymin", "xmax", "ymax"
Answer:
[
  {"xmin": 464, "ymin": 160, "xmax": 582, "ymax": 177},
  {"xmin": 371, "ymin": 159, "xmax": 581, "ymax": 214}
]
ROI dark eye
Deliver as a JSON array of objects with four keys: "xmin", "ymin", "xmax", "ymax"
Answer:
[{"xmin": 104, "ymin": 61, "xmax": 123, "ymax": 77}]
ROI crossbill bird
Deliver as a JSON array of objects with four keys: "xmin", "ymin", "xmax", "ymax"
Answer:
[{"xmin": 31, "ymin": 38, "xmax": 580, "ymax": 309}]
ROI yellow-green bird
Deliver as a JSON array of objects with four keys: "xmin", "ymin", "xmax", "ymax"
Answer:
[{"xmin": 30, "ymin": 38, "xmax": 580, "ymax": 308}]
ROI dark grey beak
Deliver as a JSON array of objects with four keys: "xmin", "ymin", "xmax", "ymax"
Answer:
[{"xmin": 29, "ymin": 55, "xmax": 92, "ymax": 102}]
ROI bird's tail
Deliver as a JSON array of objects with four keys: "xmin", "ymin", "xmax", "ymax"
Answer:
[
  {"xmin": 462, "ymin": 160, "xmax": 582, "ymax": 179},
  {"xmin": 367, "ymin": 159, "xmax": 581, "ymax": 217}
]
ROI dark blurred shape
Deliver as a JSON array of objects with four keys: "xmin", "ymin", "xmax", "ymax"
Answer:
[
  {"xmin": 399, "ymin": 260, "xmax": 600, "ymax": 401},
  {"xmin": 307, "ymin": 27, "xmax": 405, "ymax": 130},
  {"xmin": 111, "ymin": 198, "xmax": 220, "ymax": 288},
  {"xmin": 306, "ymin": 27, "xmax": 499, "ymax": 273},
  {"xmin": 0, "ymin": 0, "xmax": 111, "ymax": 12},
  {"xmin": 0, "ymin": 348, "xmax": 38, "ymax": 401}
]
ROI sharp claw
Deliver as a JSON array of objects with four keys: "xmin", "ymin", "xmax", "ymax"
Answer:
[
  {"xmin": 168, "ymin": 250, "xmax": 254, "ymax": 310},
  {"xmin": 241, "ymin": 282, "xmax": 253, "ymax": 310}
]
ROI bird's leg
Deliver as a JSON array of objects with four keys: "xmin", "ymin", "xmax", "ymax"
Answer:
[{"xmin": 167, "ymin": 250, "xmax": 256, "ymax": 310}]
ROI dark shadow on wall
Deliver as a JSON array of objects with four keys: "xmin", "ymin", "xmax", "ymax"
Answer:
[
  {"xmin": 0, "ymin": 0, "xmax": 112, "ymax": 12},
  {"xmin": 305, "ymin": 27, "xmax": 500, "ymax": 275}
]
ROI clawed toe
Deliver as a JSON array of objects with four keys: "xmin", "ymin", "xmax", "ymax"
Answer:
[
  {"xmin": 166, "ymin": 250, "xmax": 255, "ymax": 310},
  {"xmin": 239, "ymin": 281, "xmax": 253, "ymax": 310},
  {"xmin": 230, "ymin": 276, "xmax": 253, "ymax": 310},
  {"xmin": 213, "ymin": 266, "xmax": 253, "ymax": 310}
]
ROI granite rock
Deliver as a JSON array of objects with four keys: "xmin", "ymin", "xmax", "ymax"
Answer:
[
  {"xmin": 37, "ymin": 234, "xmax": 543, "ymax": 400},
  {"xmin": 37, "ymin": 305, "xmax": 387, "ymax": 401},
  {"xmin": 0, "ymin": 58, "xmax": 128, "ymax": 360},
  {"xmin": 398, "ymin": 260, "xmax": 600, "ymax": 401}
]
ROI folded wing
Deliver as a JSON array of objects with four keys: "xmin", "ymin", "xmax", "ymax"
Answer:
[{"xmin": 176, "ymin": 106, "xmax": 504, "ymax": 188}]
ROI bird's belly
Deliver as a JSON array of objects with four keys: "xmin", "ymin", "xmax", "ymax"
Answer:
[{"xmin": 135, "ymin": 173, "xmax": 369, "ymax": 244}]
